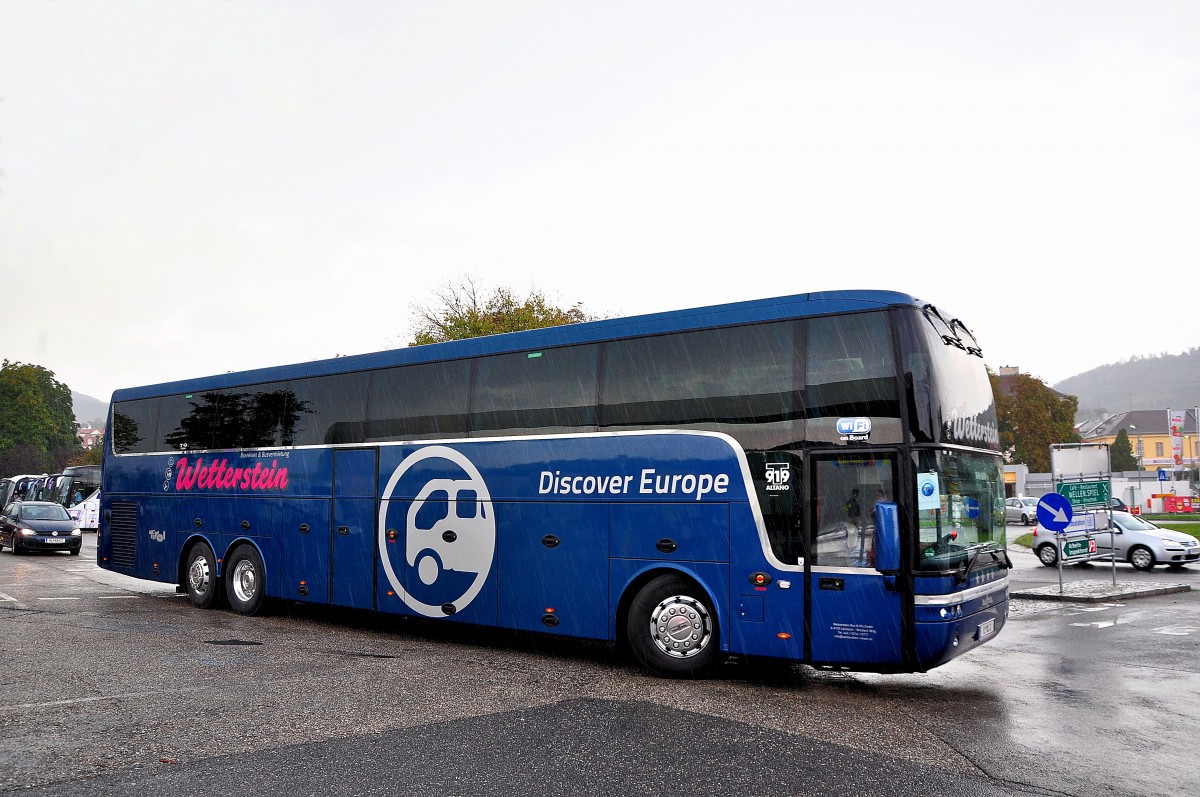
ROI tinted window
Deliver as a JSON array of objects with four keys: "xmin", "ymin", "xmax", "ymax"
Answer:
[
  {"xmin": 600, "ymin": 323, "xmax": 797, "ymax": 451},
  {"xmin": 205, "ymin": 385, "xmax": 295, "ymax": 449},
  {"xmin": 472, "ymin": 346, "xmax": 597, "ymax": 436},
  {"xmin": 804, "ymin": 311, "xmax": 900, "ymax": 444},
  {"xmin": 895, "ymin": 306, "xmax": 997, "ymax": 449},
  {"xmin": 153, "ymin": 374, "xmax": 370, "ymax": 451},
  {"xmin": 812, "ymin": 454, "xmax": 894, "ymax": 568},
  {"xmin": 285, "ymin": 373, "xmax": 370, "ymax": 445},
  {"xmin": 366, "ymin": 360, "xmax": 471, "ymax": 442},
  {"xmin": 159, "ymin": 392, "xmax": 216, "ymax": 451},
  {"xmin": 112, "ymin": 399, "xmax": 159, "ymax": 454}
]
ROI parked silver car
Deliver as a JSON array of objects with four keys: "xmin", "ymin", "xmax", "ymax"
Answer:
[
  {"xmin": 1034, "ymin": 511, "xmax": 1200, "ymax": 571},
  {"xmin": 1005, "ymin": 496, "xmax": 1039, "ymax": 525}
]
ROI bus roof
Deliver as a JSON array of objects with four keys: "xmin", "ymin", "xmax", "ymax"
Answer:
[{"xmin": 112, "ymin": 289, "xmax": 924, "ymax": 401}]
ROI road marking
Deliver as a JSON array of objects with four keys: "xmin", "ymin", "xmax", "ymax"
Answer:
[
  {"xmin": 0, "ymin": 590, "xmax": 17, "ymax": 603},
  {"xmin": 37, "ymin": 597, "xmax": 82, "ymax": 601},
  {"xmin": 1070, "ymin": 609, "xmax": 1171, "ymax": 629},
  {"xmin": 2, "ymin": 687, "xmax": 207, "ymax": 711},
  {"xmin": 96, "ymin": 595, "xmax": 139, "ymax": 600},
  {"xmin": 1152, "ymin": 625, "xmax": 1197, "ymax": 636}
]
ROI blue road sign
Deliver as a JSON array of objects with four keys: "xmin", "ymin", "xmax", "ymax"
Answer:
[
  {"xmin": 1158, "ymin": 469, "xmax": 1169, "ymax": 482},
  {"xmin": 1037, "ymin": 492, "xmax": 1074, "ymax": 532}
]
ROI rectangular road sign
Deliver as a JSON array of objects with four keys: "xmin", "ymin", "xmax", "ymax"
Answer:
[
  {"xmin": 1056, "ymin": 481, "xmax": 1111, "ymax": 508},
  {"xmin": 1063, "ymin": 536, "xmax": 1097, "ymax": 559},
  {"xmin": 1063, "ymin": 513, "xmax": 1097, "ymax": 534}
]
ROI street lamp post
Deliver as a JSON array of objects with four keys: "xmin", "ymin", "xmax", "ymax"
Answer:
[{"xmin": 1130, "ymin": 424, "xmax": 1143, "ymax": 511}]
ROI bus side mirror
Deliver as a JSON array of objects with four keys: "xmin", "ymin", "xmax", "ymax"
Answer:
[{"xmin": 874, "ymin": 502, "xmax": 901, "ymax": 573}]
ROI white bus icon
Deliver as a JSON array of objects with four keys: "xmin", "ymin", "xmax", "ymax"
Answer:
[
  {"xmin": 378, "ymin": 445, "xmax": 497, "ymax": 618},
  {"xmin": 407, "ymin": 478, "xmax": 492, "ymax": 586}
]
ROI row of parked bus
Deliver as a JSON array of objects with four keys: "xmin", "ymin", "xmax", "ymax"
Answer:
[{"xmin": 0, "ymin": 465, "xmax": 101, "ymax": 531}]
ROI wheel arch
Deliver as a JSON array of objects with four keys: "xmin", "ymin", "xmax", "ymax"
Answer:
[
  {"xmin": 614, "ymin": 564, "xmax": 727, "ymax": 653},
  {"xmin": 178, "ymin": 533, "xmax": 220, "ymax": 589},
  {"xmin": 223, "ymin": 536, "xmax": 272, "ymax": 595}
]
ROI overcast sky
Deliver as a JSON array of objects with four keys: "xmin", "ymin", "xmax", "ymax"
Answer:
[{"xmin": 2, "ymin": 2, "xmax": 1197, "ymax": 403}]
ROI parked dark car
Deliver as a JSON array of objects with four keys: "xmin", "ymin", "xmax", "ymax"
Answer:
[
  {"xmin": 0, "ymin": 501, "xmax": 82, "ymax": 555},
  {"xmin": 1110, "ymin": 497, "xmax": 1130, "ymax": 512}
]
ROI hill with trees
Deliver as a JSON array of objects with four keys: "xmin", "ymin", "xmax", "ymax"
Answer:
[
  {"xmin": 1054, "ymin": 349, "xmax": 1200, "ymax": 421},
  {"xmin": 72, "ymin": 391, "xmax": 109, "ymax": 427}
]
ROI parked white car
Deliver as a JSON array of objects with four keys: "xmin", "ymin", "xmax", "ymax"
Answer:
[{"xmin": 1005, "ymin": 496, "xmax": 1038, "ymax": 525}]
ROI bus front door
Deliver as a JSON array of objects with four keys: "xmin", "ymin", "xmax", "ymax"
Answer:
[
  {"xmin": 730, "ymin": 451, "xmax": 805, "ymax": 662},
  {"xmin": 807, "ymin": 452, "xmax": 905, "ymax": 669},
  {"xmin": 332, "ymin": 448, "xmax": 379, "ymax": 610}
]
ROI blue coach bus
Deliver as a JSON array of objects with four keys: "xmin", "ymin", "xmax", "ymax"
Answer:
[{"xmin": 100, "ymin": 290, "xmax": 1010, "ymax": 676}]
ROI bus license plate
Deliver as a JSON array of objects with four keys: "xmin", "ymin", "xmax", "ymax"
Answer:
[{"xmin": 978, "ymin": 619, "xmax": 995, "ymax": 639}]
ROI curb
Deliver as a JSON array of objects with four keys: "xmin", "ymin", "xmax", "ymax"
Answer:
[{"xmin": 1011, "ymin": 580, "xmax": 1192, "ymax": 603}]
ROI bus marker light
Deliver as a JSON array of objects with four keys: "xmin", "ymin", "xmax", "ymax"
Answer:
[
  {"xmin": 386, "ymin": 528, "xmax": 398, "ymax": 543},
  {"xmin": 387, "ymin": 591, "xmax": 395, "ymax": 597},
  {"xmin": 777, "ymin": 632, "xmax": 792, "ymax": 640},
  {"xmin": 545, "ymin": 607, "xmax": 555, "ymax": 613}
]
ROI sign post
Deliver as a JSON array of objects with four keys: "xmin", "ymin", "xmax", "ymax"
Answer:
[
  {"xmin": 1051, "ymin": 442, "xmax": 1116, "ymax": 588},
  {"xmin": 1037, "ymin": 492, "xmax": 1074, "ymax": 594}
]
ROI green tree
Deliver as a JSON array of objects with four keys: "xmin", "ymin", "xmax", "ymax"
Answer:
[
  {"xmin": 0, "ymin": 360, "xmax": 79, "ymax": 454},
  {"xmin": 990, "ymin": 370, "xmax": 1080, "ymax": 472},
  {"xmin": 68, "ymin": 445, "xmax": 104, "ymax": 467},
  {"xmin": 1110, "ymin": 428, "xmax": 1139, "ymax": 471},
  {"xmin": 407, "ymin": 277, "xmax": 599, "ymax": 346}
]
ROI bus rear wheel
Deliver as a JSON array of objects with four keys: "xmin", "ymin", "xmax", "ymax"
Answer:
[
  {"xmin": 626, "ymin": 574, "xmax": 720, "ymax": 677},
  {"xmin": 184, "ymin": 542, "xmax": 220, "ymax": 609},
  {"xmin": 225, "ymin": 544, "xmax": 266, "ymax": 616}
]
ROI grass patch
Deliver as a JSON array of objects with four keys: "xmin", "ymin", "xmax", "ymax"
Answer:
[{"xmin": 1013, "ymin": 533, "xmax": 1034, "ymax": 548}]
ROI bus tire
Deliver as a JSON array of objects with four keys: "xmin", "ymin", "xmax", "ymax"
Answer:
[
  {"xmin": 225, "ymin": 544, "xmax": 266, "ymax": 616},
  {"xmin": 183, "ymin": 542, "xmax": 220, "ymax": 609},
  {"xmin": 626, "ymin": 574, "xmax": 720, "ymax": 677}
]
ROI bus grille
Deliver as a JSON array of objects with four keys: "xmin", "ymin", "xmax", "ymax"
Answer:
[{"xmin": 109, "ymin": 501, "xmax": 138, "ymax": 568}]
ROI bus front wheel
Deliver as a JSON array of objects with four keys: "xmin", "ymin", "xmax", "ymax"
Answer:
[
  {"xmin": 225, "ymin": 544, "xmax": 266, "ymax": 615},
  {"xmin": 626, "ymin": 574, "xmax": 720, "ymax": 678},
  {"xmin": 184, "ymin": 542, "xmax": 220, "ymax": 609}
]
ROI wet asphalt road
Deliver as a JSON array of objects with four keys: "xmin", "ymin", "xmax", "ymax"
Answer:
[{"xmin": 1, "ymin": 530, "xmax": 1197, "ymax": 796}]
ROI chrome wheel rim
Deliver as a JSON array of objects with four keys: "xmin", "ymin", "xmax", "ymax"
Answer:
[
  {"xmin": 1038, "ymin": 546, "xmax": 1056, "ymax": 566},
  {"xmin": 188, "ymin": 555, "xmax": 211, "ymax": 595},
  {"xmin": 1131, "ymin": 548, "xmax": 1153, "ymax": 570},
  {"xmin": 231, "ymin": 558, "xmax": 258, "ymax": 603},
  {"xmin": 649, "ymin": 595, "xmax": 712, "ymax": 659}
]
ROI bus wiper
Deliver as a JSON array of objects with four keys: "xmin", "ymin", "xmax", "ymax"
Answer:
[{"xmin": 955, "ymin": 544, "xmax": 1001, "ymax": 584}]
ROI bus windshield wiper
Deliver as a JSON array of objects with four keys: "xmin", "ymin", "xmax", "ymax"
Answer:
[{"xmin": 955, "ymin": 543, "xmax": 995, "ymax": 584}]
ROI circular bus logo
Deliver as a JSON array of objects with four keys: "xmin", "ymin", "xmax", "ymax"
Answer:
[{"xmin": 378, "ymin": 446, "xmax": 495, "ymax": 618}]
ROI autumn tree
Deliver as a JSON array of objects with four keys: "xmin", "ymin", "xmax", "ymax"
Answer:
[
  {"xmin": 0, "ymin": 360, "xmax": 79, "ymax": 455},
  {"xmin": 990, "ymin": 370, "xmax": 1080, "ymax": 472},
  {"xmin": 407, "ymin": 277, "xmax": 599, "ymax": 346},
  {"xmin": 1110, "ymin": 428, "xmax": 1139, "ymax": 471}
]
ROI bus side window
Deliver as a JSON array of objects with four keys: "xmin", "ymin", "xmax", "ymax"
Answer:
[{"xmin": 366, "ymin": 360, "xmax": 471, "ymax": 442}]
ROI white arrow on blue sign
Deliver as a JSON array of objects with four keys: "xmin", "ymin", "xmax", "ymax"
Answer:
[{"xmin": 1037, "ymin": 492, "xmax": 1074, "ymax": 532}]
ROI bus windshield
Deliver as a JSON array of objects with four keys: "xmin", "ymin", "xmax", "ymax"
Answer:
[
  {"xmin": 52, "ymin": 467, "xmax": 101, "ymax": 508},
  {"xmin": 914, "ymin": 449, "xmax": 1006, "ymax": 572}
]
